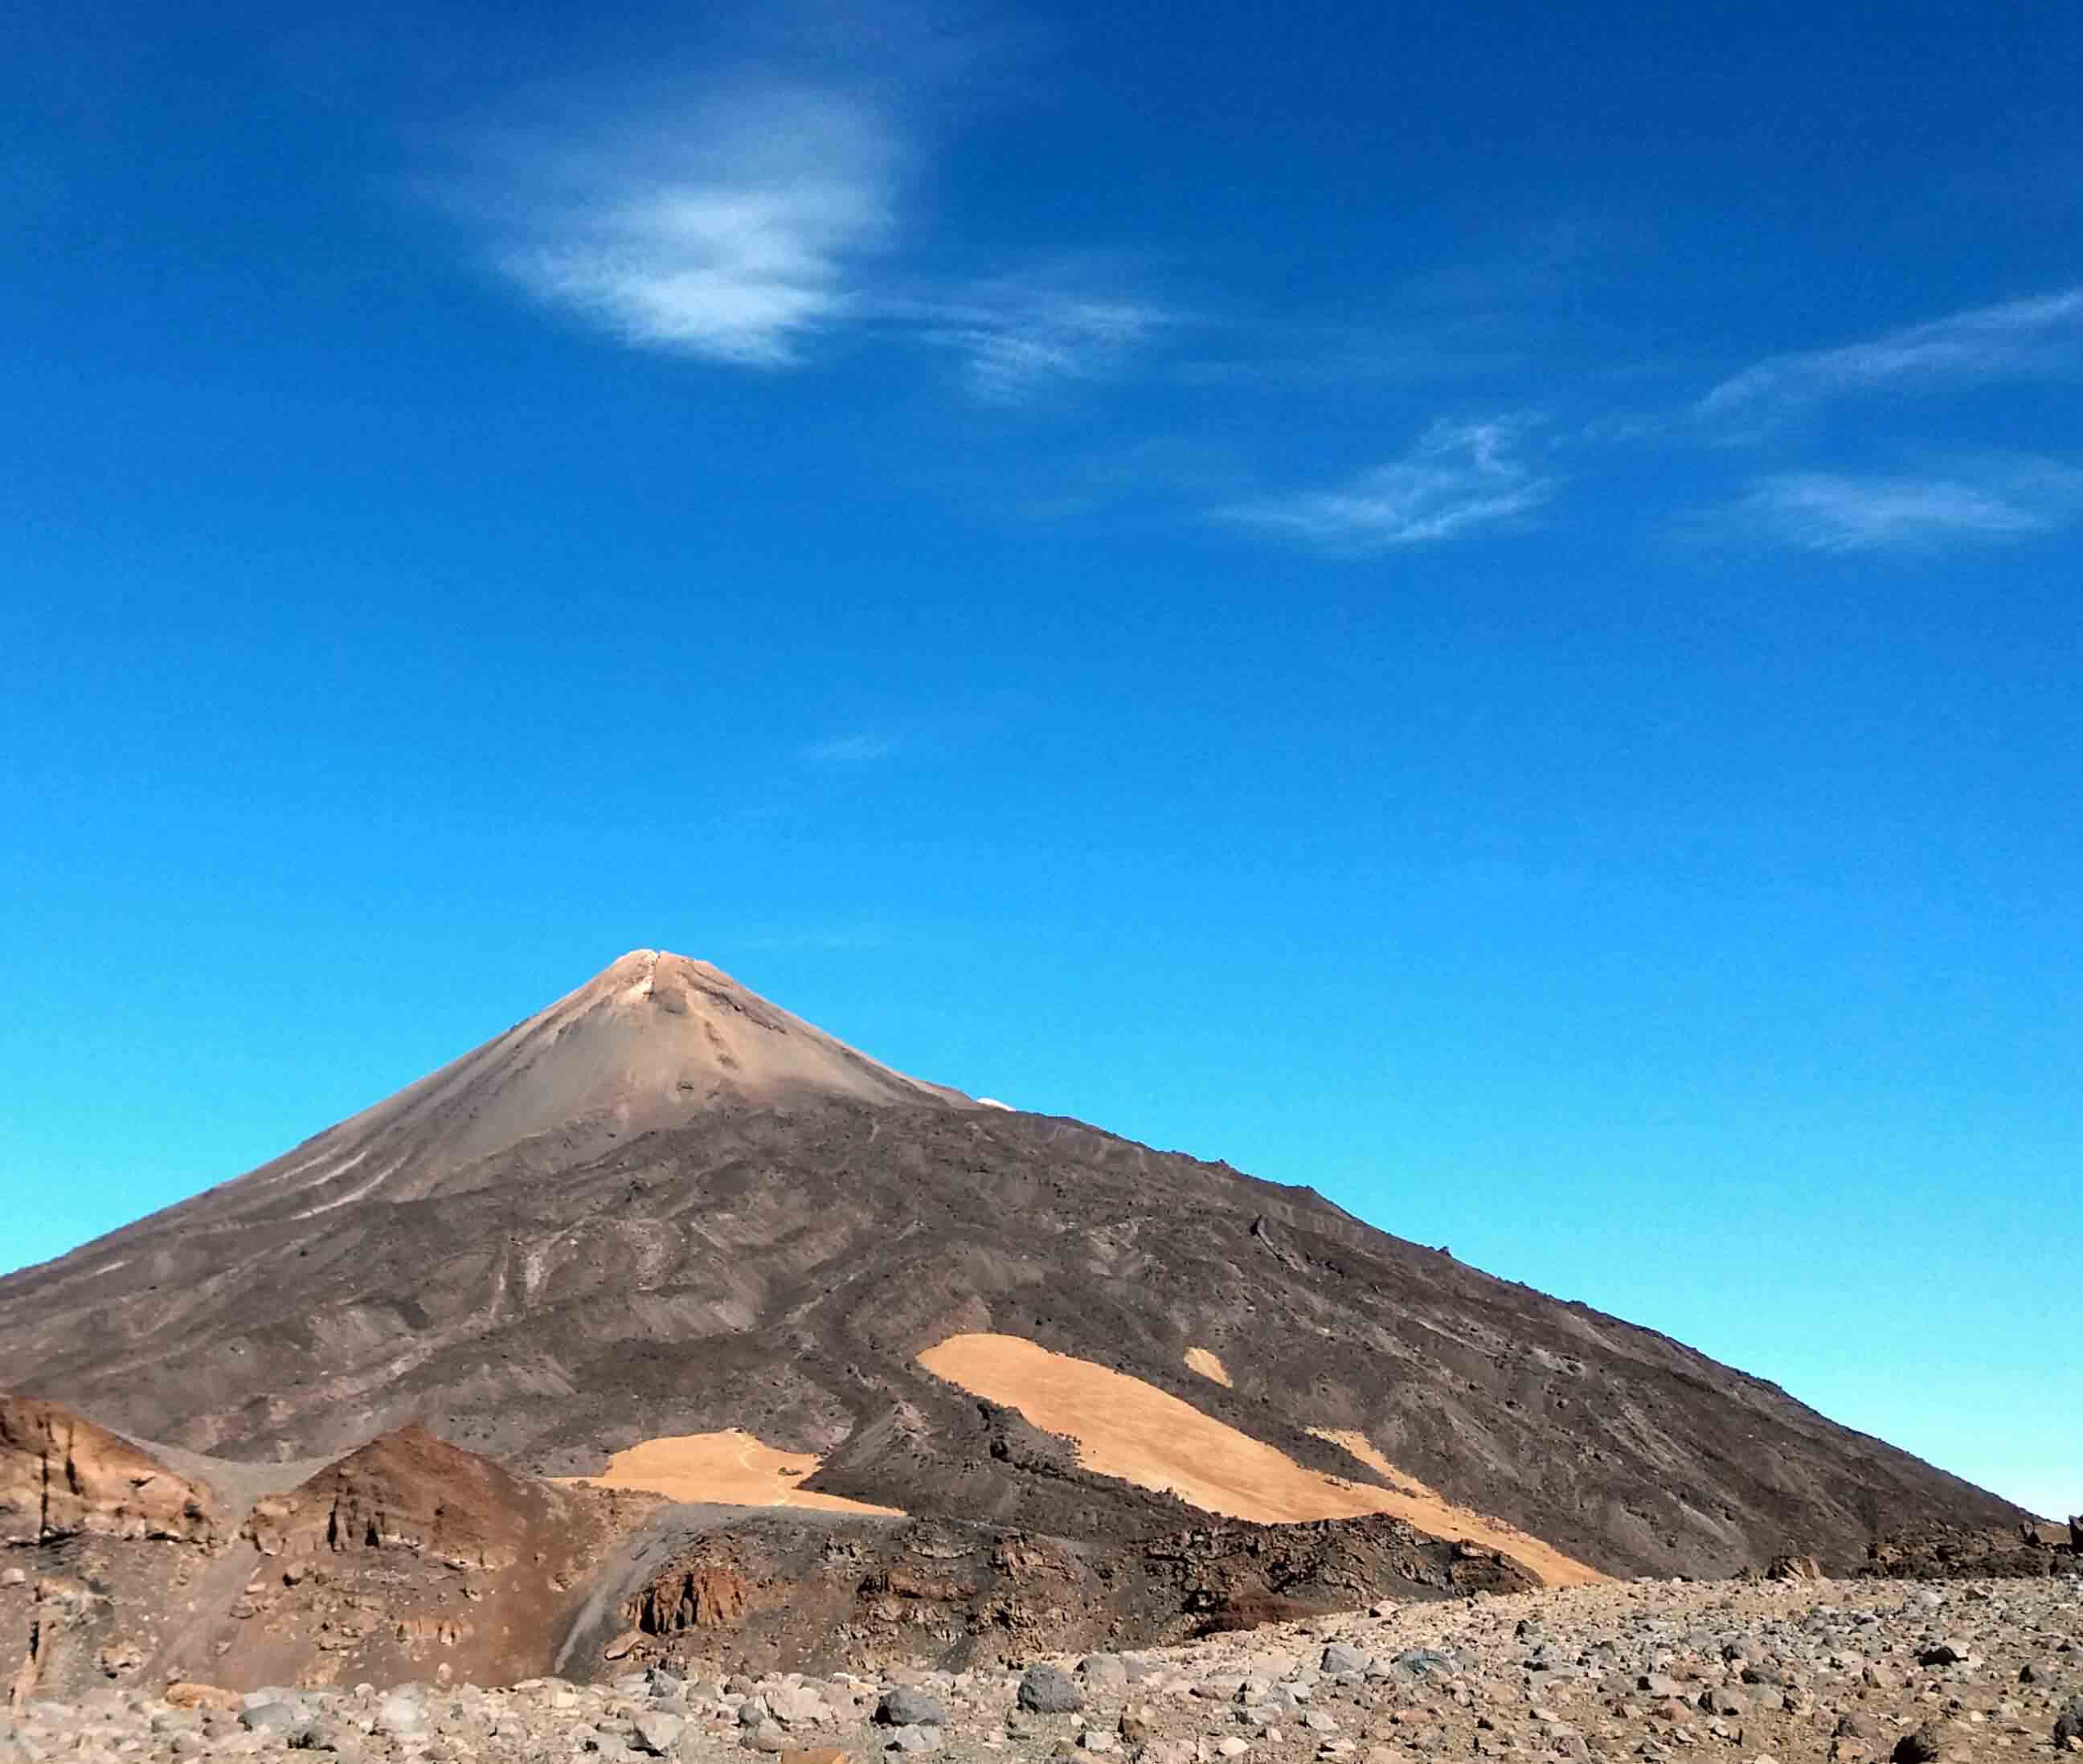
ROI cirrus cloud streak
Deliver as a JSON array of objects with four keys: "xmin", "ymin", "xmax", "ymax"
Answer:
[
  {"xmin": 1701, "ymin": 287, "xmax": 2083, "ymax": 418},
  {"xmin": 1717, "ymin": 457, "xmax": 2083, "ymax": 554},
  {"xmin": 1215, "ymin": 418, "xmax": 1553, "ymax": 555}
]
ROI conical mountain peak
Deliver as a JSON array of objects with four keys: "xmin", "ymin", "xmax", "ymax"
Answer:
[
  {"xmin": 0, "ymin": 949, "xmax": 2035, "ymax": 1621},
  {"xmin": 524, "ymin": 947, "xmax": 967, "ymax": 1115},
  {"xmin": 118, "ymin": 951, "xmax": 968, "ymax": 1230}
]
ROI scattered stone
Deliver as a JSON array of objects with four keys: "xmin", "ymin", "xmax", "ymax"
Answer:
[
  {"xmin": 5, "ymin": 1566, "xmax": 2081, "ymax": 1764},
  {"xmin": 631, "ymin": 1712, "xmax": 685, "ymax": 1755},
  {"xmin": 162, "ymin": 1684, "xmax": 240, "ymax": 1713},
  {"xmin": 768, "ymin": 1686, "xmax": 825, "ymax": 1725},
  {"xmin": 876, "ymin": 1689, "xmax": 947, "ymax": 1729},
  {"xmin": 239, "ymin": 1701, "xmax": 307, "ymax": 1738},
  {"xmin": 1080, "ymin": 1655, "xmax": 1130, "ymax": 1692},
  {"xmin": 1020, "ymin": 1667, "xmax": 1085, "ymax": 1715}
]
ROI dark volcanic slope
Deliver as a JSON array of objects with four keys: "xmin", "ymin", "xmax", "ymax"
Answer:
[{"xmin": 0, "ymin": 955, "xmax": 2027, "ymax": 1581}]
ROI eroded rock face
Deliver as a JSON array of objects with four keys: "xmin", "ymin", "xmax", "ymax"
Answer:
[
  {"xmin": 2, "ymin": 1410, "xmax": 659, "ymax": 1701},
  {"xmin": 0, "ymin": 1398, "xmax": 227, "ymax": 1709},
  {"xmin": 0, "ymin": 1395, "xmax": 219, "ymax": 1545},
  {"xmin": 243, "ymin": 1423, "xmax": 534, "ymax": 1568},
  {"xmin": 156, "ymin": 1424, "xmax": 661, "ymax": 1694}
]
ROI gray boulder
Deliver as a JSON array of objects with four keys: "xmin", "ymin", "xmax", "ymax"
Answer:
[
  {"xmin": 877, "ymin": 1688, "xmax": 948, "ymax": 1729},
  {"xmin": 1018, "ymin": 1666, "xmax": 1084, "ymax": 1714},
  {"xmin": 239, "ymin": 1703, "xmax": 308, "ymax": 1738},
  {"xmin": 766, "ymin": 1685, "xmax": 825, "ymax": 1725},
  {"xmin": 631, "ymin": 1713, "xmax": 686, "ymax": 1756}
]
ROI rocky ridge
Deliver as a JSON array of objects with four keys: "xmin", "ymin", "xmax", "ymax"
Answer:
[{"xmin": 1, "ymin": 1407, "xmax": 656, "ymax": 1707}]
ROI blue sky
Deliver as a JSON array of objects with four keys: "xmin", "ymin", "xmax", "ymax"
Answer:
[{"xmin": 3, "ymin": 1, "xmax": 2078, "ymax": 1520}]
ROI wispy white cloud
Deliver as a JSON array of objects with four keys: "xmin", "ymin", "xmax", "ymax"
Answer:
[
  {"xmin": 1717, "ymin": 457, "xmax": 2083, "ymax": 554},
  {"xmin": 1216, "ymin": 418, "xmax": 1553, "ymax": 554},
  {"xmin": 911, "ymin": 279, "xmax": 1171, "ymax": 403},
  {"xmin": 1700, "ymin": 287, "xmax": 2083, "ymax": 417},
  {"xmin": 452, "ymin": 80, "xmax": 1172, "ymax": 394},
  {"xmin": 473, "ymin": 84, "xmax": 899, "ymax": 366},
  {"xmin": 802, "ymin": 733, "xmax": 899, "ymax": 764}
]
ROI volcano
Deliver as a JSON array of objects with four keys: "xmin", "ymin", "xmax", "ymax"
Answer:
[{"xmin": 0, "ymin": 951, "xmax": 2028, "ymax": 1601}]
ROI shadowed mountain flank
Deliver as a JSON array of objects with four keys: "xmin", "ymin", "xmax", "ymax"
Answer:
[{"xmin": 0, "ymin": 952, "xmax": 2031, "ymax": 1590}]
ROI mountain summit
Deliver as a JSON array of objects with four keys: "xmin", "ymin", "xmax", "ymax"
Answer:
[
  {"xmin": 183, "ymin": 948, "xmax": 965, "ymax": 1223},
  {"xmin": 0, "ymin": 952, "xmax": 2028, "ymax": 1593}
]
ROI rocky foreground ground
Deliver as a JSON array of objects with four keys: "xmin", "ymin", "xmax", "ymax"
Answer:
[{"xmin": 8, "ymin": 1574, "xmax": 2081, "ymax": 1764}]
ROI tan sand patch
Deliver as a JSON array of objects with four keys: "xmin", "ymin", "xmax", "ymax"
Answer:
[
  {"xmin": 918, "ymin": 1333, "xmax": 1602, "ymax": 1588},
  {"xmin": 1308, "ymin": 1426, "xmax": 1414, "ymax": 1489},
  {"xmin": 1184, "ymin": 1346, "xmax": 1233, "ymax": 1387},
  {"xmin": 555, "ymin": 1429, "xmax": 902, "ymax": 1516}
]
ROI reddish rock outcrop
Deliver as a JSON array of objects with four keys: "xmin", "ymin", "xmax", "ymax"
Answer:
[
  {"xmin": 0, "ymin": 1395, "xmax": 219, "ymax": 1545},
  {"xmin": 155, "ymin": 1424, "xmax": 657, "ymax": 1692},
  {"xmin": 243, "ymin": 1424, "xmax": 534, "ymax": 1568}
]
